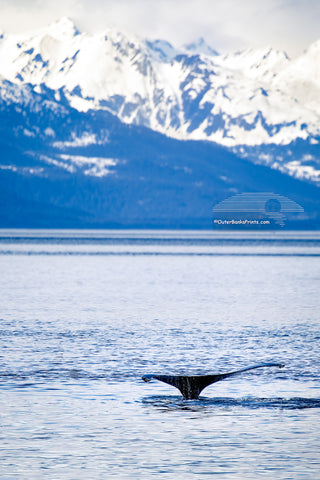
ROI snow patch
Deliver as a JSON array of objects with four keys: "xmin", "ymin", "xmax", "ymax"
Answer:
[
  {"xmin": 285, "ymin": 161, "xmax": 320, "ymax": 182},
  {"xmin": 53, "ymin": 131, "xmax": 109, "ymax": 148},
  {"xmin": 44, "ymin": 127, "xmax": 55, "ymax": 137},
  {"xmin": 58, "ymin": 154, "xmax": 117, "ymax": 177}
]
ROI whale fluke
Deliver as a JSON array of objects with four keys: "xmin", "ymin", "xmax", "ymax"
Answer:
[{"xmin": 142, "ymin": 363, "xmax": 285, "ymax": 399}]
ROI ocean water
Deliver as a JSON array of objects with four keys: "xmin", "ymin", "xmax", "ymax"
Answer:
[{"xmin": 0, "ymin": 230, "xmax": 319, "ymax": 480}]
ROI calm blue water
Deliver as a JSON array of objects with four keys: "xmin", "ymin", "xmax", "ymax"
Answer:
[{"xmin": 0, "ymin": 230, "xmax": 319, "ymax": 479}]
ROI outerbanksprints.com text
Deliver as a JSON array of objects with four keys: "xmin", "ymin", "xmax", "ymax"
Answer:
[{"xmin": 213, "ymin": 219, "xmax": 271, "ymax": 225}]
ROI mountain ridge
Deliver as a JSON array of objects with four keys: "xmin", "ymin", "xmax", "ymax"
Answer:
[
  {"xmin": 0, "ymin": 77, "xmax": 319, "ymax": 229},
  {"xmin": 0, "ymin": 18, "xmax": 318, "ymax": 141},
  {"xmin": 0, "ymin": 19, "xmax": 320, "ymax": 228},
  {"xmin": 1, "ymin": 17, "xmax": 319, "ymax": 185}
]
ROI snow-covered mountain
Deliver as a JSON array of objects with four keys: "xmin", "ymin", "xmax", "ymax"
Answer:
[
  {"xmin": 1, "ymin": 77, "xmax": 319, "ymax": 228},
  {"xmin": 1, "ymin": 18, "xmax": 319, "ymax": 184},
  {"xmin": 0, "ymin": 18, "xmax": 320, "ymax": 228}
]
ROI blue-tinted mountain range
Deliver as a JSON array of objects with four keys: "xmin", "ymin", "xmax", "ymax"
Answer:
[
  {"xmin": 0, "ymin": 80, "xmax": 319, "ymax": 228},
  {"xmin": 0, "ymin": 19, "xmax": 319, "ymax": 228}
]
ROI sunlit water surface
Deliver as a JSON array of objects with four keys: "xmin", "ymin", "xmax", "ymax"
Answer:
[{"xmin": 0, "ymin": 230, "xmax": 319, "ymax": 479}]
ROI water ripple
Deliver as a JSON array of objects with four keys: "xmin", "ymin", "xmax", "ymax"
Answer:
[{"xmin": 142, "ymin": 395, "xmax": 320, "ymax": 412}]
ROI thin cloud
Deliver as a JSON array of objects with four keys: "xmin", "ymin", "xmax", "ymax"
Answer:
[{"xmin": 0, "ymin": 0, "xmax": 319, "ymax": 56}]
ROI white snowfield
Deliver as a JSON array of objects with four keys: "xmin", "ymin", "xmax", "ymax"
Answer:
[{"xmin": 0, "ymin": 17, "xmax": 320, "ymax": 182}]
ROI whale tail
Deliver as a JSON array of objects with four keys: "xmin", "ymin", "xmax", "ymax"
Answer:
[{"xmin": 142, "ymin": 363, "xmax": 285, "ymax": 399}]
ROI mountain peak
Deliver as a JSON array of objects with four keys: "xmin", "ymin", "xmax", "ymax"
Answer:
[
  {"xmin": 145, "ymin": 39, "xmax": 177, "ymax": 61},
  {"xmin": 184, "ymin": 37, "xmax": 219, "ymax": 56},
  {"xmin": 48, "ymin": 17, "xmax": 80, "ymax": 38},
  {"xmin": 304, "ymin": 38, "xmax": 320, "ymax": 56}
]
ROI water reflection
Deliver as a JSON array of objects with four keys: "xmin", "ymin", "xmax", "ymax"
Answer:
[{"xmin": 142, "ymin": 395, "xmax": 320, "ymax": 412}]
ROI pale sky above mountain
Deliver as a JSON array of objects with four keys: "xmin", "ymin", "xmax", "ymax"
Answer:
[{"xmin": 0, "ymin": 0, "xmax": 319, "ymax": 57}]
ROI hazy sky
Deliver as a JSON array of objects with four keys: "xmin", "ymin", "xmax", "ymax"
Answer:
[{"xmin": 0, "ymin": 0, "xmax": 319, "ymax": 57}]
